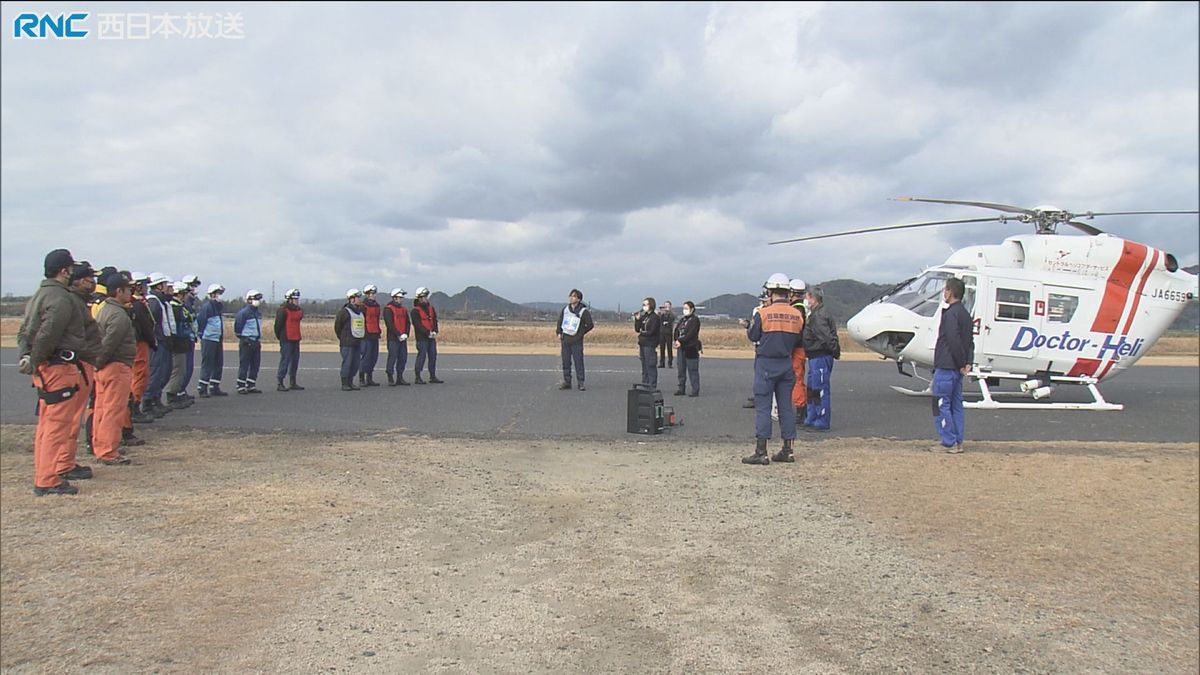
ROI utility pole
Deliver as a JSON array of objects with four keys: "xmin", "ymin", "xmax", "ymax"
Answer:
[{"xmin": 271, "ymin": 281, "xmax": 275, "ymax": 305}]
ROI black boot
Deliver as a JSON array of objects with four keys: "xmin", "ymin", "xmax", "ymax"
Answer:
[
  {"xmin": 341, "ymin": 377, "xmax": 356, "ymax": 392},
  {"xmin": 289, "ymin": 378, "xmax": 304, "ymax": 391},
  {"xmin": 414, "ymin": 370, "xmax": 426, "ymax": 384},
  {"xmin": 397, "ymin": 374, "xmax": 410, "ymax": 386},
  {"xmin": 771, "ymin": 438, "xmax": 795, "ymax": 463},
  {"xmin": 742, "ymin": 438, "xmax": 770, "ymax": 465},
  {"xmin": 387, "ymin": 372, "xmax": 397, "ymax": 386},
  {"xmin": 359, "ymin": 373, "xmax": 367, "ymax": 387},
  {"xmin": 428, "ymin": 374, "xmax": 444, "ymax": 384},
  {"xmin": 132, "ymin": 401, "xmax": 155, "ymax": 424},
  {"xmin": 365, "ymin": 374, "xmax": 380, "ymax": 387},
  {"xmin": 277, "ymin": 380, "xmax": 289, "ymax": 392}
]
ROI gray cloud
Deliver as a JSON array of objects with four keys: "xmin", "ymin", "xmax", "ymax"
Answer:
[{"xmin": 1, "ymin": 2, "xmax": 1195, "ymax": 307}]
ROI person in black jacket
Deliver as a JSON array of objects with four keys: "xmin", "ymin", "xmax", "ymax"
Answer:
[
  {"xmin": 556, "ymin": 288, "xmax": 594, "ymax": 391},
  {"xmin": 657, "ymin": 301, "xmax": 676, "ymax": 368},
  {"xmin": 931, "ymin": 277, "xmax": 974, "ymax": 453},
  {"xmin": 673, "ymin": 301, "xmax": 701, "ymax": 396},
  {"xmin": 633, "ymin": 296, "xmax": 661, "ymax": 388},
  {"xmin": 801, "ymin": 286, "xmax": 840, "ymax": 431}
]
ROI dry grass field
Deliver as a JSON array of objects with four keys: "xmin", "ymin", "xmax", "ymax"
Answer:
[
  {"xmin": 3, "ymin": 316, "xmax": 1198, "ymax": 357},
  {"xmin": 1, "ymin": 426, "xmax": 1196, "ymax": 672}
]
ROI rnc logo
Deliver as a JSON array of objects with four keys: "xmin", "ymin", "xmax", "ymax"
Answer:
[{"xmin": 12, "ymin": 13, "xmax": 89, "ymax": 39}]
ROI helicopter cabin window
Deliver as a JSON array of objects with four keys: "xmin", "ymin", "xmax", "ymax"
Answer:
[
  {"xmin": 884, "ymin": 270, "xmax": 953, "ymax": 318},
  {"xmin": 1046, "ymin": 293, "xmax": 1079, "ymax": 323},
  {"xmin": 995, "ymin": 288, "xmax": 1030, "ymax": 321}
]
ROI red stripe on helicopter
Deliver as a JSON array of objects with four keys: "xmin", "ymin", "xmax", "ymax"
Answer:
[
  {"xmin": 1090, "ymin": 241, "xmax": 1148, "ymax": 334},
  {"xmin": 1119, "ymin": 248, "xmax": 1159, "ymax": 337},
  {"xmin": 1093, "ymin": 248, "xmax": 1161, "ymax": 381},
  {"xmin": 1066, "ymin": 358, "xmax": 1102, "ymax": 378}
]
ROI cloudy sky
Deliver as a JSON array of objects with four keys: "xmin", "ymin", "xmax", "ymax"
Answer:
[{"xmin": 2, "ymin": 2, "xmax": 1197, "ymax": 309}]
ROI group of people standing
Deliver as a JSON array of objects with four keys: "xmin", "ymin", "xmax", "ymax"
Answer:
[
  {"xmin": 17, "ymin": 247, "xmax": 972, "ymax": 496},
  {"xmin": 14, "ymin": 247, "xmax": 449, "ymax": 496},
  {"xmin": 332, "ymin": 285, "xmax": 444, "ymax": 391},
  {"xmin": 739, "ymin": 274, "xmax": 841, "ymax": 465}
]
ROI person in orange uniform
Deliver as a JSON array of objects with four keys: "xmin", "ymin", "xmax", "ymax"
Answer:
[
  {"xmin": 16, "ymin": 250, "xmax": 94, "ymax": 495},
  {"xmin": 740, "ymin": 273, "xmax": 804, "ymax": 465},
  {"xmin": 92, "ymin": 271, "xmax": 136, "ymax": 466},
  {"xmin": 788, "ymin": 278, "xmax": 808, "ymax": 417},
  {"xmin": 128, "ymin": 272, "xmax": 158, "ymax": 421}
]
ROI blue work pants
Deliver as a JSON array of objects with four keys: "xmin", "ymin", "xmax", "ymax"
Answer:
[{"xmin": 754, "ymin": 356, "xmax": 796, "ymax": 439}]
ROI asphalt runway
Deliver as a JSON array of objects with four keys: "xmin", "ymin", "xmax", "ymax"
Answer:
[{"xmin": 1, "ymin": 348, "xmax": 1197, "ymax": 445}]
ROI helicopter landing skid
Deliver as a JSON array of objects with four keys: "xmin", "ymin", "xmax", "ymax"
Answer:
[
  {"xmin": 967, "ymin": 370, "xmax": 1123, "ymax": 411},
  {"xmin": 890, "ymin": 363, "xmax": 1122, "ymax": 410}
]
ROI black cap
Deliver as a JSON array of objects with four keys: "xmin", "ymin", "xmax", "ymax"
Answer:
[
  {"xmin": 44, "ymin": 249, "xmax": 74, "ymax": 278},
  {"xmin": 69, "ymin": 261, "xmax": 95, "ymax": 282},
  {"xmin": 101, "ymin": 271, "xmax": 130, "ymax": 291}
]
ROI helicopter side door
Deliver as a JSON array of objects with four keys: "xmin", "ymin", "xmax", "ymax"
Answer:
[{"xmin": 977, "ymin": 276, "xmax": 1043, "ymax": 366}]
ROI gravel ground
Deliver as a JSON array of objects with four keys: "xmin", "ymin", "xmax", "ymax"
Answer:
[{"xmin": 1, "ymin": 425, "xmax": 1196, "ymax": 673}]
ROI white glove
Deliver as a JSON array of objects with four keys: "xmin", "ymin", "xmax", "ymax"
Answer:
[
  {"xmin": 429, "ymin": 331, "xmax": 438, "ymax": 339},
  {"xmin": 399, "ymin": 333, "xmax": 408, "ymax": 342},
  {"xmin": 17, "ymin": 354, "xmax": 33, "ymax": 375}
]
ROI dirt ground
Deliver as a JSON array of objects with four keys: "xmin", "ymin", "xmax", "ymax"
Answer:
[{"xmin": 1, "ymin": 424, "xmax": 1195, "ymax": 673}]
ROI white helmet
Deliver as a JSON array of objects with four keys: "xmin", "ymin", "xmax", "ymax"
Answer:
[
  {"xmin": 414, "ymin": 286, "xmax": 430, "ymax": 298},
  {"xmin": 390, "ymin": 288, "xmax": 407, "ymax": 298},
  {"xmin": 182, "ymin": 274, "xmax": 200, "ymax": 286},
  {"xmin": 363, "ymin": 284, "xmax": 378, "ymax": 294},
  {"xmin": 148, "ymin": 272, "xmax": 170, "ymax": 287},
  {"xmin": 284, "ymin": 288, "xmax": 300, "ymax": 300},
  {"xmin": 789, "ymin": 278, "xmax": 806, "ymax": 292},
  {"xmin": 172, "ymin": 280, "xmax": 191, "ymax": 294},
  {"xmin": 207, "ymin": 283, "xmax": 225, "ymax": 296},
  {"xmin": 764, "ymin": 273, "xmax": 791, "ymax": 291},
  {"xmin": 345, "ymin": 288, "xmax": 362, "ymax": 299},
  {"xmin": 245, "ymin": 289, "xmax": 263, "ymax": 301}
]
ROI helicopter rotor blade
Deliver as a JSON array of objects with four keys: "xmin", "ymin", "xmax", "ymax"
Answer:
[
  {"xmin": 1077, "ymin": 210, "xmax": 1199, "ymax": 218},
  {"xmin": 892, "ymin": 197, "xmax": 1036, "ymax": 215},
  {"xmin": 1066, "ymin": 221, "xmax": 1104, "ymax": 236},
  {"xmin": 769, "ymin": 217, "xmax": 1006, "ymax": 245}
]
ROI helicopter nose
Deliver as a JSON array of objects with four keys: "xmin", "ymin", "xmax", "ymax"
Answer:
[
  {"xmin": 847, "ymin": 304, "xmax": 916, "ymax": 359},
  {"xmin": 847, "ymin": 306, "xmax": 881, "ymax": 345}
]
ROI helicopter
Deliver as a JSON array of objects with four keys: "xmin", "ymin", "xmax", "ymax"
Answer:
[{"xmin": 770, "ymin": 198, "xmax": 1199, "ymax": 410}]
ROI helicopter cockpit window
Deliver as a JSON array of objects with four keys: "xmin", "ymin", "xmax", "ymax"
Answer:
[
  {"xmin": 996, "ymin": 288, "xmax": 1031, "ymax": 321},
  {"xmin": 884, "ymin": 270, "xmax": 953, "ymax": 318},
  {"xmin": 1046, "ymin": 293, "xmax": 1079, "ymax": 323}
]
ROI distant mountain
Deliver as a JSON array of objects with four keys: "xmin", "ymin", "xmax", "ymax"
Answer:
[
  {"xmin": 697, "ymin": 279, "xmax": 896, "ymax": 324},
  {"xmin": 695, "ymin": 293, "xmax": 760, "ymax": 319},
  {"xmin": 522, "ymin": 302, "xmax": 563, "ymax": 313},
  {"xmin": 433, "ymin": 286, "xmax": 527, "ymax": 315}
]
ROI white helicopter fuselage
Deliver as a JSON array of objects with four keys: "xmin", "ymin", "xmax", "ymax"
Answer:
[{"xmin": 847, "ymin": 233, "xmax": 1198, "ymax": 382}]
